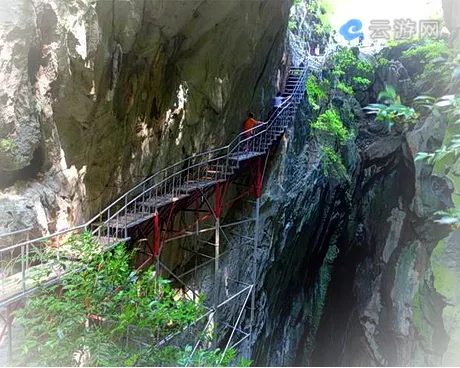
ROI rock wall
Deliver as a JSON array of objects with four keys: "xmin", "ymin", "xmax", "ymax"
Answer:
[
  {"xmin": 249, "ymin": 4, "xmax": 460, "ymax": 364},
  {"xmin": 442, "ymin": 0, "xmax": 460, "ymax": 47},
  {"xmin": 0, "ymin": 0, "xmax": 290, "ymax": 237}
]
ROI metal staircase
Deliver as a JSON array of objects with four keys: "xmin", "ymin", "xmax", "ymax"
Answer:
[
  {"xmin": 0, "ymin": 53, "xmax": 331, "ymax": 363},
  {"xmin": 0, "ymin": 57, "xmax": 317, "ymax": 309},
  {"xmin": 88, "ymin": 65, "xmax": 309, "ymax": 248}
]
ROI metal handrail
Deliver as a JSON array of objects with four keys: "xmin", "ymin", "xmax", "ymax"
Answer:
[
  {"xmin": 91, "ymin": 64, "xmax": 308, "ymax": 234},
  {"xmin": 0, "ymin": 60, "xmax": 313, "ymax": 305},
  {"xmin": 0, "ymin": 227, "xmax": 32, "ymax": 239}
]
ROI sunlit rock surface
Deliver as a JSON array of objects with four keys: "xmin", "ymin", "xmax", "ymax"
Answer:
[{"xmin": 0, "ymin": 0, "xmax": 290, "ymax": 236}]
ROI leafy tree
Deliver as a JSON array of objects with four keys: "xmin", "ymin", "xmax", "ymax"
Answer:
[
  {"xmin": 13, "ymin": 233, "xmax": 240, "ymax": 367},
  {"xmin": 329, "ymin": 47, "xmax": 374, "ymax": 93}
]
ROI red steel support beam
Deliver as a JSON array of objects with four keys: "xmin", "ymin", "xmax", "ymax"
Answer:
[{"xmin": 153, "ymin": 212, "xmax": 160, "ymax": 257}]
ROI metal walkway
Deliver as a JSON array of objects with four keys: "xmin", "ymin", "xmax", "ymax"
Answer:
[{"xmin": 0, "ymin": 52, "xmax": 328, "ymax": 362}]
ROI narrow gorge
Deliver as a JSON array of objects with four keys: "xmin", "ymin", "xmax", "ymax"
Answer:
[{"xmin": 0, "ymin": 0, "xmax": 459, "ymax": 366}]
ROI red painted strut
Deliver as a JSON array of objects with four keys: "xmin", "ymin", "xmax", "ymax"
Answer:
[{"xmin": 153, "ymin": 212, "xmax": 160, "ymax": 257}]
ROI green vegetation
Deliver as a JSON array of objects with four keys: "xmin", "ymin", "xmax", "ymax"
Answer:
[
  {"xmin": 336, "ymin": 82, "xmax": 353, "ymax": 95},
  {"xmin": 414, "ymin": 94, "xmax": 460, "ymax": 166},
  {"xmin": 14, "ymin": 233, "xmax": 240, "ymax": 367},
  {"xmin": 0, "ymin": 138, "xmax": 15, "ymax": 151},
  {"xmin": 333, "ymin": 48, "xmax": 373, "ymax": 77},
  {"xmin": 311, "ymin": 109, "xmax": 349, "ymax": 145},
  {"xmin": 402, "ymin": 40, "xmax": 451, "ymax": 63},
  {"xmin": 329, "ymin": 47, "xmax": 374, "ymax": 94},
  {"xmin": 414, "ymin": 94, "xmax": 460, "ymax": 226},
  {"xmin": 431, "ymin": 240, "xmax": 459, "ymax": 300},
  {"xmin": 288, "ymin": 20, "xmax": 297, "ymax": 31},
  {"xmin": 432, "ymin": 208, "xmax": 460, "ymax": 228},
  {"xmin": 307, "ymin": 0, "xmax": 333, "ymax": 35},
  {"xmin": 386, "ymin": 38, "xmax": 420, "ymax": 49},
  {"xmin": 352, "ymin": 76, "xmax": 371, "ymax": 90},
  {"xmin": 402, "ymin": 40, "xmax": 453, "ymax": 86},
  {"xmin": 377, "ymin": 57, "xmax": 389, "ymax": 67},
  {"xmin": 309, "ymin": 108, "xmax": 350, "ymax": 179},
  {"xmin": 306, "ymin": 75, "xmax": 327, "ymax": 111},
  {"xmin": 320, "ymin": 146, "xmax": 348, "ymax": 179},
  {"xmin": 363, "ymin": 85, "xmax": 417, "ymax": 131}
]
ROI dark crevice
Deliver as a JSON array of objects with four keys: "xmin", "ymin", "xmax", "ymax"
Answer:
[
  {"xmin": 0, "ymin": 146, "xmax": 45, "ymax": 190},
  {"xmin": 27, "ymin": 45, "xmax": 43, "ymax": 85}
]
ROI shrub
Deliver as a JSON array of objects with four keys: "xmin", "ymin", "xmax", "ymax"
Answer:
[
  {"xmin": 414, "ymin": 94, "xmax": 460, "ymax": 227},
  {"xmin": 364, "ymin": 85, "xmax": 417, "ymax": 130},
  {"xmin": 401, "ymin": 40, "xmax": 452, "ymax": 85},
  {"xmin": 402, "ymin": 40, "xmax": 451, "ymax": 62},
  {"xmin": 321, "ymin": 145, "xmax": 348, "ymax": 179},
  {"xmin": 0, "ymin": 138, "xmax": 15, "ymax": 151},
  {"xmin": 13, "ymin": 233, "xmax": 238, "ymax": 367},
  {"xmin": 329, "ymin": 48, "xmax": 374, "ymax": 93},
  {"xmin": 377, "ymin": 57, "xmax": 389, "ymax": 67},
  {"xmin": 352, "ymin": 76, "xmax": 371, "ymax": 90},
  {"xmin": 311, "ymin": 109, "xmax": 349, "ymax": 145},
  {"xmin": 306, "ymin": 74, "xmax": 327, "ymax": 111},
  {"xmin": 336, "ymin": 82, "xmax": 353, "ymax": 95}
]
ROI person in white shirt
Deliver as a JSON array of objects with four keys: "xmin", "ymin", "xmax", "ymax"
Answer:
[
  {"xmin": 273, "ymin": 92, "xmax": 284, "ymax": 108},
  {"xmin": 272, "ymin": 92, "xmax": 286, "ymax": 116}
]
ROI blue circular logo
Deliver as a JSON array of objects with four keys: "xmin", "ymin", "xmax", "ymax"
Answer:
[{"xmin": 339, "ymin": 19, "xmax": 364, "ymax": 41}]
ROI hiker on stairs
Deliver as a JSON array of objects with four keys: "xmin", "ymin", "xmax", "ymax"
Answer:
[
  {"xmin": 243, "ymin": 112, "xmax": 261, "ymax": 152},
  {"xmin": 272, "ymin": 92, "xmax": 286, "ymax": 115}
]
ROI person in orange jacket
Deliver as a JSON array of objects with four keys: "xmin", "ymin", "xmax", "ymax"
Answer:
[
  {"xmin": 242, "ymin": 112, "xmax": 261, "ymax": 151},
  {"xmin": 243, "ymin": 112, "xmax": 260, "ymax": 138}
]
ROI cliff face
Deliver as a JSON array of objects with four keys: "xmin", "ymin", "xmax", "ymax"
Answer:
[
  {"xmin": 1, "ymin": 0, "xmax": 459, "ymax": 366},
  {"xmin": 251, "ymin": 57, "xmax": 458, "ymax": 367},
  {"xmin": 0, "ymin": 0, "xmax": 290, "ymax": 237},
  {"xmin": 442, "ymin": 0, "xmax": 460, "ymax": 47},
  {"xmin": 250, "ymin": 3, "xmax": 460, "ymax": 365}
]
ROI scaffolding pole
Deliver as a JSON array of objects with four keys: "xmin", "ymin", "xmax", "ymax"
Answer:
[
  {"xmin": 250, "ymin": 157, "xmax": 263, "ymax": 342},
  {"xmin": 153, "ymin": 212, "xmax": 161, "ymax": 279},
  {"xmin": 213, "ymin": 182, "xmax": 221, "ymax": 348},
  {"xmin": 250, "ymin": 197, "xmax": 260, "ymax": 342},
  {"xmin": 7, "ymin": 305, "xmax": 12, "ymax": 363}
]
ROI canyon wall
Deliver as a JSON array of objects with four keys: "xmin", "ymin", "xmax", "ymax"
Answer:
[{"xmin": 0, "ymin": 0, "xmax": 290, "ymax": 238}]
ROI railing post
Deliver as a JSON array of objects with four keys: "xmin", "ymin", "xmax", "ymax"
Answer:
[
  {"xmin": 141, "ymin": 183, "xmax": 146, "ymax": 215},
  {"xmin": 107, "ymin": 207, "xmax": 111, "ymax": 247},
  {"xmin": 250, "ymin": 158, "xmax": 262, "ymax": 343},
  {"xmin": 97, "ymin": 205, "xmax": 102, "ymax": 241},
  {"xmin": 153, "ymin": 211, "xmax": 160, "ymax": 280},
  {"xmin": 124, "ymin": 196, "xmax": 128, "ymax": 239},
  {"xmin": 184, "ymin": 159, "xmax": 188, "ymax": 185},
  {"xmin": 213, "ymin": 182, "xmax": 221, "ymax": 349},
  {"xmin": 7, "ymin": 305, "xmax": 12, "ymax": 363},
  {"xmin": 21, "ymin": 244, "xmax": 26, "ymax": 293},
  {"xmin": 26, "ymin": 230, "xmax": 29, "ymax": 270}
]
